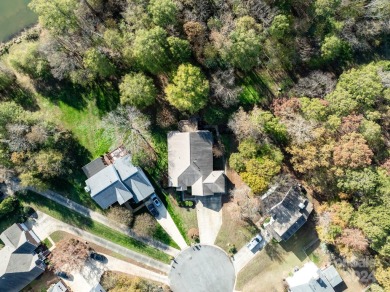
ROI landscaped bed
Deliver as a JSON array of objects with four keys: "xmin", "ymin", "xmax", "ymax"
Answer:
[{"xmin": 18, "ymin": 190, "xmax": 171, "ymax": 264}]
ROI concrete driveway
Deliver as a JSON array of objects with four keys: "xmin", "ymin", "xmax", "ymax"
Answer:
[
  {"xmin": 152, "ymin": 200, "xmax": 188, "ymax": 250},
  {"xmin": 232, "ymin": 232, "xmax": 269, "ymax": 274},
  {"xmin": 196, "ymin": 195, "xmax": 222, "ymax": 245},
  {"xmin": 62, "ymin": 259, "xmax": 105, "ymax": 292}
]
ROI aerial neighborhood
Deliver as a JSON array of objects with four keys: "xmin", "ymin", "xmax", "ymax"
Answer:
[{"xmin": 0, "ymin": 0, "xmax": 389, "ymax": 292}]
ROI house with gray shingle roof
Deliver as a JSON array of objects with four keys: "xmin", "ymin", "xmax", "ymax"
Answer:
[
  {"xmin": 83, "ymin": 147, "xmax": 155, "ymax": 209},
  {"xmin": 167, "ymin": 130, "xmax": 225, "ymax": 196},
  {"xmin": 262, "ymin": 182, "xmax": 313, "ymax": 242},
  {"xmin": 286, "ymin": 262, "xmax": 344, "ymax": 292},
  {"xmin": 0, "ymin": 222, "xmax": 45, "ymax": 292}
]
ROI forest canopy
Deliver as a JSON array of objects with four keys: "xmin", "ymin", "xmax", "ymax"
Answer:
[{"xmin": 0, "ymin": 0, "xmax": 389, "ymax": 289}]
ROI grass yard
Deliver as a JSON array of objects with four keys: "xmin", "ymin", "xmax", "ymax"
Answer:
[
  {"xmin": 18, "ymin": 191, "xmax": 171, "ymax": 264},
  {"xmin": 164, "ymin": 193, "xmax": 198, "ymax": 244},
  {"xmin": 153, "ymin": 224, "xmax": 180, "ymax": 249},
  {"xmin": 236, "ymin": 218, "xmax": 319, "ymax": 292},
  {"xmin": 42, "ymin": 238, "xmax": 53, "ymax": 249},
  {"xmin": 215, "ymin": 196, "xmax": 259, "ymax": 253}
]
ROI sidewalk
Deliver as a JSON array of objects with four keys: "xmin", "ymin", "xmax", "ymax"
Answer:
[
  {"xmin": 30, "ymin": 210, "xmax": 171, "ymax": 274},
  {"xmin": 28, "ymin": 187, "xmax": 180, "ymax": 256},
  {"xmin": 104, "ymin": 254, "xmax": 170, "ymax": 285}
]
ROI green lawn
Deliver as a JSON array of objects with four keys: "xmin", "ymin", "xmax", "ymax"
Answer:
[
  {"xmin": 36, "ymin": 87, "xmax": 114, "ymax": 159},
  {"xmin": 42, "ymin": 238, "xmax": 53, "ymax": 249},
  {"xmin": 18, "ymin": 191, "xmax": 171, "ymax": 263},
  {"xmin": 28, "ymin": 83, "xmax": 119, "ymax": 211},
  {"xmin": 163, "ymin": 193, "xmax": 195, "ymax": 245},
  {"xmin": 153, "ymin": 224, "xmax": 180, "ymax": 249}
]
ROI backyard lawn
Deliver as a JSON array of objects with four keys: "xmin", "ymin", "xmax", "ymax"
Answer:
[{"xmin": 18, "ymin": 191, "xmax": 171, "ymax": 263}]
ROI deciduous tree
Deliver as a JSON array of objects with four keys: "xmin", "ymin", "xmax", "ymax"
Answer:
[
  {"xmin": 333, "ymin": 133, "xmax": 373, "ymax": 168},
  {"xmin": 107, "ymin": 206, "xmax": 134, "ymax": 227},
  {"xmin": 133, "ymin": 27, "xmax": 170, "ymax": 74},
  {"xmin": 221, "ymin": 16, "xmax": 262, "ymax": 71},
  {"xmin": 164, "ymin": 64, "xmax": 209, "ymax": 114},
  {"xmin": 49, "ymin": 238, "xmax": 90, "ymax": 273},
  {"xmin": 119, "ymin": 73, "xmax": 157, "ymax": 108},
  {"xmin": 148, "ymin": 0, "xmax": 178, "ymax": 27}
]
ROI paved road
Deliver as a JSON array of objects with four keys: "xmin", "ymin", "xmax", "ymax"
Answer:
[
  {"xmin": 169, "ymin": 245, "xmax": 235, "ymax": 292},
  {"xmin": 152, "ymin": 201, "xmax": 188, "ymax": 250},
  {"xmin": 30, "ymin": 210, "xmax": 171, "ymax": 274},
  {"xmin": 28, "ymin": 187, "xmax": 180, "ymax": 256},
  {"xmin": 196, "ymin": 195, "xmax": 222, "ymax": 245}
]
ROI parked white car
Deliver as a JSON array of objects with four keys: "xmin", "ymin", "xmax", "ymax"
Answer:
[{"xmin": 247, "ymin": 234, "xmax": 263, "ymax": 251}]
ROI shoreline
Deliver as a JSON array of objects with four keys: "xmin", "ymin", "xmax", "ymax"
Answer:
[{"xmin": 0, "ymin": 24, "xmax": 40, "ymax": 57}]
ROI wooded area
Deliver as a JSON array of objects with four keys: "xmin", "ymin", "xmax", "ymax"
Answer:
[{"xmin": 0, "ymin": 0, "xmax": 389, "ymax": 289}]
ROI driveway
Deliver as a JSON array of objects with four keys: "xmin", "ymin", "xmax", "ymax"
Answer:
[
  {"xmin": 232, "ymin": 231, "xmax": 269, "ymax": 274},
  {"xmin": 29, "ymin": 210, "xmax": 171, "ymax": 274},
  {"xmin": 152, "ymin": 200, "xmax": 188, "ymax": 250},
  {"xmin": 196, "ymin": 195, "xmax": 222, "ymax": 245},
  {"xmin": 62, "ymin": 259, "xmax": 105, "ymax": 292}
]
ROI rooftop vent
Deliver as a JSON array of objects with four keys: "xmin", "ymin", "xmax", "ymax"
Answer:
[{"xmin": 298, "ymin": 202, "xmax": 305, "ymax": 210}]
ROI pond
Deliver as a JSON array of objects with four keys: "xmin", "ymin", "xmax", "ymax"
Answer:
[{"xmin": 0, "ymin": 0, "xmax": 37, "ymax": 43}]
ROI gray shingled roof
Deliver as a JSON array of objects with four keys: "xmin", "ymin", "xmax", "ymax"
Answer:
[
  {"xmin": 321, "ymin": 265, "xmax": 343, "ymax": 288},
  {"xmin": 84, "ymin": 154, "xmax": 154, "ymax": 209},
  {"xmin": 0, "ymin": 223, "xmax": 45, "ymax": 292},
  {"xmin": 168, "ymin": 131, "xmax": 225, "ymax": 196},
  {"xmin": 287, "ymin": 262, "xmax": 342, "ymax": 292},
  {"xmin": 123, "ymin": 169, "xmax": 155, "ymax": 203},
  {"xmin": 82, "ymin": 157, "xmax": 106, "ymax": 178},
  {"xmin": 264, "ymin": 185, "xmax": 313, "ymax": 241}
]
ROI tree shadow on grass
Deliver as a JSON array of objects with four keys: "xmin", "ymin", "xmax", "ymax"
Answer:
[
  {"xmin": 34, "ymin": 77, "xmax": 88, "ymax": 110},
  {"xmin": 265, "ymin": 241, "xmax": 285, "ymax": 263},
  {"xmin": 35, "ymin": 77, "xmax": 119, "ymax": 115},
  {"xmin": 0, "ymin": 84, "xmax": 39, "ymax": 111}
]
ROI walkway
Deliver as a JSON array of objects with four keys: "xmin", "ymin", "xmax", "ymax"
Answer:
[
  {"xmin": 28, "ymin": 187, "xmax": 180, "ymax": 256},
  {"xmin": 196, "ymin": 195, "xmax": 223, "ymax": 245},
  {"xmin": 105, "ymin": 254, "xmax": 169, "ymax": 285},
  {"xmin": 30, "ymin": 210, "xmax": 171, "ymax": 274},
  {"xmin": 153, "ymin": 201, "xmax": 188, "ymax": 250}
]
